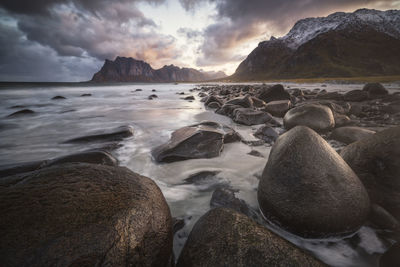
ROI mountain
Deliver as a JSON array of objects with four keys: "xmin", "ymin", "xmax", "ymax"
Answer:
[
  {"xmin": 232, "ymin": 9, "xmax": 400, "ymax": 80},
  {"xmin": 91, "ymin": 57, "xmax": 226, "ymax": 82}
]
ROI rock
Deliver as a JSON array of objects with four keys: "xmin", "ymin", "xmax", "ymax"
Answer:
[
  {"xmin": 0, "ymin": 151, "xmax": 118, "ymax": 178},
  {"xmin": 7, "ymin": 109, "xmax": 35, "ymax": 117},
  {"xmin": 258, "ymin": 126, "xmax": 370, "ymax": 237},
  {"xmin": 340, "ymin": 126, "xmax": 400, "ymax": 221},
  {"xmin": 316, "ymin": 91, "xmax": 344, "ymax": 101},
  {"xmin": 152, "ymin": 121, "xmax": 239, "ymax": 163},
  {"xmin": 0, "ymin": 163, "xmax": 172, "ymax": 266},
  {"xmin": 216, "ymin": 104, "xmax": 242, "ymax": 117},
  {"xmin": 148, "ymin": 94, "xmax": 158, "ymax": 100},
  {"xmin": 370, "ymin": 204, "xmax": 400, "ymax": 231},
  {"xmin": 380, "ymin": 243, "xmax": 400, "ymax": 267},
  {"xmin": 80, "ymin": 93, "xmax": 92, "ymax": 97},
  {"xmin": 258, "ymin": 84, "xmax": 290, "ymax": 103},
  {"xmin": 363, "ymin": 83, "xmax": 388, "ymax": 97},
  {"xmin": 283, "ymin": 104, "xmax": 335, "ymax": 132},
  {"xmin": 226, "ymin": 95, "xmax": 253, "ymax": 108},
  {"xmin": 250, "ymin": 97, "xmax": 266, "ymax": 108},
  {"xmin": 334, "ymin": 114, "xmax": 351, "ymax": 127},
  {"xmin": 182, "ymin": 171, "xmax": 226, "ymax": 192},
  {"xmin": 152, "ymin": 89, "xmax": 157, "ymax": 92},
  {"xmin": 264, "ymin": 100, "xmax": 291, "ymax": 117},
  {"xmin": 207, "ymin": 102, "xmax": 221, "ymax": 109},
  {"xmin": 176, "ymin": 208, "xmax": 324, "ymax": 267},
  {"xmin": 135, "ymin": 88, "xmax": 143, "ymax": 91},
  {"xmin": 331, "ymin": 127, "xmax": 375, "ymax": 144},
  {"xmin": 51, "ymin": 95, "xmax": 66, "ymax": 100},
  {"xmin": 205, "ymin": 95, "xmax": 223, "ymax": 106},
  {"xmin": 247, "ymin": 150, "xmax": 264, "ymax": 158},
  {"xmin": 233, "ymin": 108, "xmax": 274, "ymax": 126},
  {"xmin": 381, "ymin": 101, "xmax": 400, "ymax": 114},
  {"xmin": 344, "ymin": 90, "xmax": 369, "ymax": 102},
  {"xmin": 63, "ymin": 126, "xmax": 134, "ymax": 143},
  {"xmin": 184, "ymin": 96, "xmax": 195, "ymax": 100},
  {"xmin": 253, "ymin": 126, "xmax": 279, "ymax": 143}
]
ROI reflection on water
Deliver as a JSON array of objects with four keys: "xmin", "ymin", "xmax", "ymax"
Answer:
[{"xmin": 0, "ymin": 81, "xmax": 397, "ymax": 266}]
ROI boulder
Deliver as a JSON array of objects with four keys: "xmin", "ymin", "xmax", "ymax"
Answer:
[
  {"xmin": 184, "ymin": 96, "xmax": 195, "ymax": 101},
  {"xmin": 258, "ymin": 84, "xmax": 290, "ymax": 103},
  {"xmin": 0, "ymin": 163, "xmax": 172, "ymax": 266},
  {"xmin": 343, "ymin": 90, "xmax": 369, "ymax": 102},
  {"xmin": 253, "ymin": 126, "xmax": 279, "ymax": 143},
  {"xmin": 177, "ymin": 208, "xmax": 324, "ymax": 267},
  {"xmin": 250, "ymin": 97, "xmax": 266, "ymax": 108},
  {"xmin": 264, "ymin": 100, "xmax": 291, "ymax": 117},
  {"xmin": 334, "ymin": 114, "xmax": 351, "ymax": 127},
  {"xmin": 181, "ymin": 171, "xmax": 226, "ymax": 192},
  {"xmin": 331, "ymin": 127, "xmax": 375, "ymax": 144},
  {"xmin": 248, "ymin": 150, "xmax": 264, "ymax": 158},
  {"xmin": 63, "ymin": 126, "xmax": 134, "ymax": 143},
  {"xmin": 340, "ymin": 126, "xmax": 400, "ymax": 221},
  {"xmin": 7, "ymin": 109, "xmax": 35, "ymax": 117},
  {"xmin": 226, "ymin": 95, "xmax": 253, "ymax": 108},
  {"xmin": 216, "ymin": 104, "xmax": 242, "ymax": 117},
  {"xmin": 0, "ymin": 150, "xmax": 118, "ymax": 178},
  {"xmin": 258, "ymin": 126, "xmax": 370, "ymax": 237},
  {"xmin": 207, "ymin": 102, "xmax": 221, "ymax": 109},
  {"xmin": 51, "ymin": 95, "xmax": 66, "ymax": 100},
  {"xmin": 370, "ymin": 204, "xmax": 400, "ymax": 231},
  {"xmin": 205, "ymin": 95, "xmax": 223, "ymax": 106},
  {"xmin": 316, "ymin": 91, "xmax": 344, "ymax": 101},
  {"xmin": 233, "ymin": 108, "xmax": 274, "ymax": 126},
  {"xmin": 283, "ymin": 104, "xmax": 335, "ymax": 132},
  {"xmin": 152, "ymin": 121, "xmax": 239, "ymax": 163},
  {"xmin": 81, "ymin": 93, "xmax": 92, "ymax": 97},
  {"xmin": 363, "ymin": 83, "xmax": 388, "ymax": 97},
  {"xmin": 380, "ymin": 243, "xmax": 400, "ymax": 267}
]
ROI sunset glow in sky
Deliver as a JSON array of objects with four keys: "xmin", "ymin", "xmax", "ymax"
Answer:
[{"xmin": 1, "ymin": 0, "xmax": 400, "ymax": 81}]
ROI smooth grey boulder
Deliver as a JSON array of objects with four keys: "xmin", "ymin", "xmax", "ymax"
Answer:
[
  {"xmin": 152, "ymin": 121, "xmax": 240, "ymax": 163},
  {"xmin": 340, "ymin": 126, "xmax": 400, "ymax": 221},
  {"xmin": 233, "ymin": 108, "xmax": 274, "ymax": 126},
  {"xmin": 216, "ymin": 104, "xmax": 242, "ymax": 117},
  {"xmin": 258, "ymin": 126, "xmax": 370, "ymax": 237},
  {"xmin": 283, "ymin": 104, "xmax": 335, "ymax": 132},
  {"xmin": 63, "ymin": 126, "xmax": 134, "ymax": 143},
  {"xmin": 176, "ymin": 208, "xmax": 325, "ymax": 267},
  {"xmin": 258, "ymin": 84, "xmax": 290, "ymax": 103},
  {"xmin": 331, "ymin": 126, "xmax": 375, "ymax": 144},
  {"xmin": 363, "ymin": 83, "xmax": 388, "ymax": 97},
  {"xmin": 226, "ymin": 95, "xmax": 253, "ymax": 108},
  {"xmin": 254, "ymin": 126, "xmax": 279, "ymax": 143},
  {"xmin": 344, "ymin": 90, "xmax": 369, "ymax": 102},
  {"xmin": 265, "ymin": 100, "xmax": 291, "ymax": 117},
  {"xmin": 0, "ymin": 163, "xmax": 173, "ymax": 267}
]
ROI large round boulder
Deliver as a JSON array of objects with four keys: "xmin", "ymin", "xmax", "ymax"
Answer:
[
  {"xmin": 362, "ymin": 83, "xmax": 388, "ymax": 97},
  {"xmin": 152, "ymin": 121, "xmax": 240, "ymax": 162},
  {"xmin": 0, "ymin": 163, "xmax": 173, "ymax": 267},
  {"xmin": 264, "ymin": 100, "xmax": 291, "ymax": 117},
  {"xmin": 283, "ymin": 104, "xmax": 335, "ymax": 132},
  {"xmin": 177, "ymin": 208, "xmax": 324, "ymax": 267},
  {"xmin": 331, "ymin": 127, "xmax": 375, "ymax": 144},
  {"xmin": 258, "ymin": 126, "xmax": 370, "ymax": 237},
  {"xmin": 257, "ymin": 84, "xmax": 290, "ymax": 103},
  {"xmin": 340, "ymin": 126, "xmax": 400, "ymax": 221}
]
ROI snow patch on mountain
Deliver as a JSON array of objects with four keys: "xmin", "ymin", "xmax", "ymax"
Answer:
[{"xmin": 280, "ymin": 9, "xmax": 400, "ymax": 49}]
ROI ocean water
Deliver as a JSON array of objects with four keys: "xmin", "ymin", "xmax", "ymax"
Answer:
[{"xmin": 0, "ymin": 82, "xmax": 398, "ymax": 266}]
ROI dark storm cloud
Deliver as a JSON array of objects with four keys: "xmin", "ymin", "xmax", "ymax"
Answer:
[{"xmin": 187, "ymin": 0, "xmax": 399, "ymax": 66}]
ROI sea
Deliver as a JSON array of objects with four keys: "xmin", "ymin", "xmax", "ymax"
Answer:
[{"xmin": 1, "ymin": 81, "xmax": 399, "ymax": 266}]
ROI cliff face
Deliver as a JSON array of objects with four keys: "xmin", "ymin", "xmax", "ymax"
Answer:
[
  {"xmin": 91, "ymin": 57, "xmax": 226, "ymax": 82},
  {"xmin": 232, "ymin": 9, "xmax": 400, "ymax": 80}
]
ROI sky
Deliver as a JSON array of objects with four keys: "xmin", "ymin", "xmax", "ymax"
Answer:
[{"xmin": 0, "ymin": 0, "xmax": 399, "ymax": 82}]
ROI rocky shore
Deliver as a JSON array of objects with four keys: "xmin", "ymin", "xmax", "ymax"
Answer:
[{"xmin": 1, "ymin": 82, "xmax": 399, "ymax": 266}]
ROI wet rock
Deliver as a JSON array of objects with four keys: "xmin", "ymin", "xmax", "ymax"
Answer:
[
  {"xmin": 248, "ymin": 150, "xmax": 264, "ymax": 158},
  {"xmin": 176, "ymin": 208, "xmax": 324, "ymax": 267},
  {"xmin": 283, "ymin": 104, "xmax": 335, "ymax": 132},
  {"xmin": 7, "ymin": 109, "xmax": 35, "ymax": 117},
  {"xmin": 152, "ymin": 121, "xmax": 239, "ymax": 163},
  {"xmin": 380, "ymin": 243, "xmax": 400, "ymax": 267},
  {"xmin": 334, "ymin": 114, "xmax": 351, "ymax": 127},
  {"xmin": 148, "ymin": 94, "xmax": 158, "ymax": 100},
  {"xmin": 233, "ymin": 108, "xmax": 274, "ymax": 126},
  {"xmin": 181, "ymin": 171, "xmax": 226, "ymax": 192},
  {"xmin": 0, "ymin": 163, "xmax": 173, "ymax": 267},
  {"xmin": 381, "ymin": 101, "xmax": 400, "ymax": 114},
  {"xmin": 253, "ymin": 126, "xmax": 279, "ymax": 143},
  {"xmin": 216, "ymin": 104, "xmax": 242, "ymax": 117},
  {"xmin": 0, "ymin": 150, "xmax": 118, "ymax": 178},
  {"xmin": 258, "ymin": 84, "xmax": 290, "ymax": 103},
  {"xmin": 152, "ymin": 89, "xmax": 157, "ymax": 92},
  {"xmin": 258, "ymin": 126, "xmax": 370, "ymax": 237},
  {"xmin": 205, "ymin": 95, "xmax": 223, "ymax": 106},
  {"xmin": 135, "ymin": 88, "xmax": 142, "ymax": 91},
  {"xmin": 363, "ymin": 83, "xmax": 388, "ymax": 97},
  {"xmin": 198, "ymin": 92, "xmax": 207, "ymax": 97},
  {"xmin": 63, "ymin": 126, "xmax": 134, "ymax": 143},
  {"xmin": 51, "ymin": 95, "xmax": 66, "ymax": 100},
  {"xmin": 331, "ymin": 127, "xmax": 375, "ymax": 144},
  {"xmin": 370, "ymin": 204, "xmax": 400, "ymax": 231},
  {"xmin": 184, "ymin": 96, "xmax": 195, "ymax": 100},
  {"xmin": 264, "ymin": 100, "xmax": 291, "ymax": 117},
  {"xmin": 226, "ymin": 95, "xmax": 253, "ymax": 108},
  {"xmin": 344, "ymin": 90, "xmax": 369, "ymax": 102},
  {"xmin": 340, "ymin": 126, "xmax": 400, "ymax": 221},
  {"xmin": 316, "ymin": 91, "xmax": 344, "ymax": 101},
  {"xmin": 207, "ymin": 102, "xmax": 221, "ymax": 109},
  {"xmin": 80, "ymin": 93, "xmax": 92, "ymax": 97}
]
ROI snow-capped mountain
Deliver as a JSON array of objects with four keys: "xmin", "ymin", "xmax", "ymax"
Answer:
[
  {"xmin": 281, "ymin": 9, "xmax": 400, "ymax": 49},
  {"xmin": 232, "ymin": 9, "xmax": 400, "ymax": 80}
]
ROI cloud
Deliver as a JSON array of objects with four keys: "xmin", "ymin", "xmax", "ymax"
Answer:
[{"xmin": 189, "ymin": 0, "xmax": 400, "ymax": 68}]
